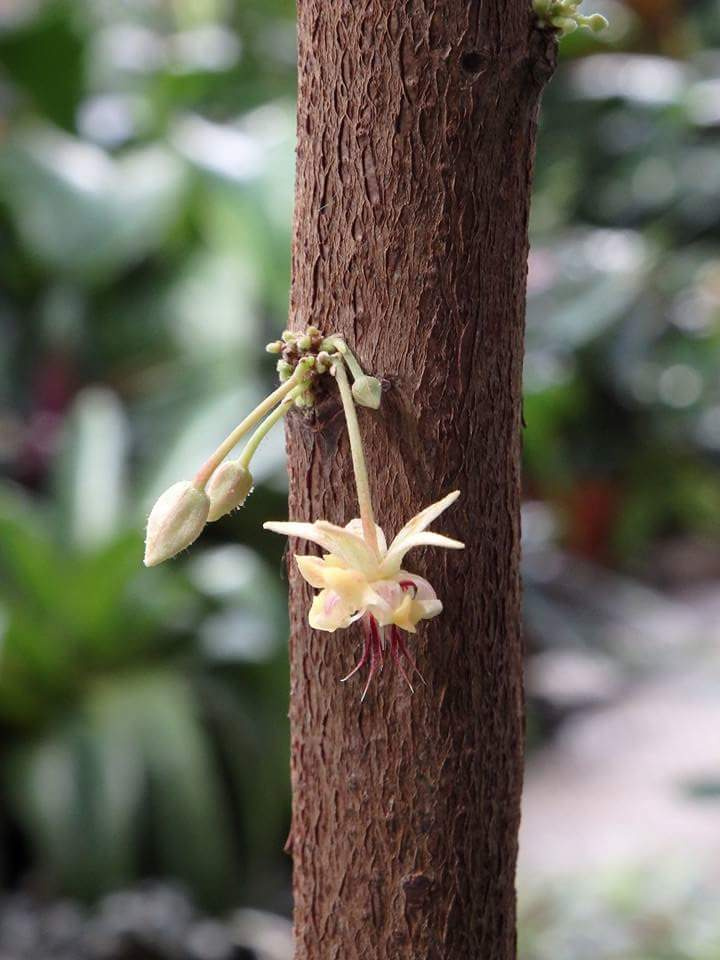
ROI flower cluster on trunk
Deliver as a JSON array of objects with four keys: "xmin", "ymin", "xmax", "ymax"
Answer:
[{"xmin": 143, "ymin": 329, "xmax": 463, "ymax": 697}]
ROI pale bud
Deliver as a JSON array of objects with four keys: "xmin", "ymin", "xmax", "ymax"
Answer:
[
  {"xmin": 588, "ymin": 12, "xmax": 608, "ymax": 31},
  {"xmin": 144, "ymin": 481, "xmax": 209, "ymax": 567},
  {"xmin": 277, "ymin": 359, "xmax": 293, "ymax": 382},
  {"xmin": 351, "ymin": 375, "xmax": 382, "ymax": 410},
  {"xmin": 206, "ymin": 460, "xmax": 254, "ymax": 521}
]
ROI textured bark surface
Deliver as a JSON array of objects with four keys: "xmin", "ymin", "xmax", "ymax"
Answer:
[{"xmin": 284, "ymin": 3, "xmax": 554, "ymax": 958}]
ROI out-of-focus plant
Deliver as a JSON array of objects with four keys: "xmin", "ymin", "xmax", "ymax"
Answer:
[
  {"xmin": 526, "ymin": 1, "xmax": 720, "ymax": 572},
  {"xmin": 0, "ymin": 386, "xmax": 291, "ymax": 908},
  {"xmin": 520, "ymin": 869, "xmax": 720, "ymax": 960},
  {"xmin": 0, "ymin": 0, "xmax": 297, "ymax": 908}
]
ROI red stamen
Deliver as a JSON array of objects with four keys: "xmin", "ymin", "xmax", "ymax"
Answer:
[
  {"xmin": 390, "ymin": 627, "xmax": 414, "ymax": 693},
  {"xmin": 392, "ymin": 625, "xmax": 427, "ymax": 687},
  {"xmin": 343, "ymin": 615, "xmax": 425, "ymax": 699},
  {"xmin": 340, "ymin": 618, "xmax": 372, "ymax": 682},
  {"xmin": 360, "ymin": 616, "xmax": 384, "ymax": 702}
]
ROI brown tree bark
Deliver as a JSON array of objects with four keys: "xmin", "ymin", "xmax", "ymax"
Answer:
[{"xmin": 284, "ymin": 3, "xmax": 555, "ymax": 958}]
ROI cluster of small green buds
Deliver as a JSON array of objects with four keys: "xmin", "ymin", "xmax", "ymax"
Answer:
[
  {"xmin": 264, "ymin": 326, "xmax": 382, "ymax": 410},
  {"xmin": 266, "ymin": 326, "xmax": 327, "ymax": 407},
  {"xmin": 533, "ymin": 0, "xmax": 608, "ymax": 35}
]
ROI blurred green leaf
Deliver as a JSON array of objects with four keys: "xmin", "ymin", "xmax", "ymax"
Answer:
[{"xmin": 0, "ymin": 127, "xmax": 188, "ymax": 280}]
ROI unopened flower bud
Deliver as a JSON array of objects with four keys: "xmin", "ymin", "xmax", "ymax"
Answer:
[
  {"xmin": 206, "ymin": 460, "xmax": 253, "ymax": 521},
  {"xmin": 587, "ymin": 12, "xmax": 608, "ymax": 30},
  {"xmin": 306, "ymin": 325, "xmax": 321, "ymax": 338},
  {"xmin": 144, "ymin": 481, "xmax": 209, "ymax": 567},
  {"xmin": 298, "ymin": 335, "xmax": 312, "ymax": 350},
  {"xmin": 351, "ymin": 375, "xmax": 382, "ymax": 410},
  {"xmin": 281, "ymin": 330, "xmax": 296, "ymax": 343},
  {"xmin": 277, "ymin": 359, "xmax": 293, "ymax": 381},
  {"xmin": 265, "ymin": 340, "xmax": 283, "ymax": 354}
]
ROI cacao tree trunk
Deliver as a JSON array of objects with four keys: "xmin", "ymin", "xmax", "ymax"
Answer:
[{"xmin": 284, "ymin": 3, "xmax": 555, "ymax": 957}]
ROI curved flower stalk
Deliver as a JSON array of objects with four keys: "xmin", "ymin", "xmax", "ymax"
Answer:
[{"xmin": 264, "ymin": 360, "xmax": 464, "ymax": 699}]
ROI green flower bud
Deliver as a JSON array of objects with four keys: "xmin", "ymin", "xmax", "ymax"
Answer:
[
  {"xmin": 265, "ymin": 340, "xmax": 283, "ymax": 354},
  {"xmin": 206, "ymin": 460, "xmax": 254, "ymax": 522},
  {"xmin": 144, "ymin": 481, "xmax": 209, "ymax": 567},
  {"xmin": 281, "ymin": 330, "xmax": 296, "ymax": 343},
  {"xmin": 298, "ymin": 335, "xmax": 312, "ymax": 350},
  {"xmin": 297, "ymin": 356, "xmax": 315, "ymax": 373},
  {"xmin": 277, "ymin": 359, "xmax": 293, "ymax": 382},
  {"xmin": 351, "ymin": 375, "xmax": 382, "ymax": 410},
  {"xmin": 587, "ymin": 12, "xmax": 608, "ymax": 30}
]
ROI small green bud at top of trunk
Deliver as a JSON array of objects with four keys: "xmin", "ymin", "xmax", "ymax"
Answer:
[
  {"xmin": 206, "ymin": 460, "xmax": 254, "ymax": 521},
  {"xmin": 144, "ymin": 481, "xmax": 209, "ymax": 566}
]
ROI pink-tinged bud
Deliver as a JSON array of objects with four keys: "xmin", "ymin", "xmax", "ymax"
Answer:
[
  {"xmin": 144, "ymin": 481, "xmax": 209, "ymax": 566},
  {"xmin": 206, "ymin": 460, "xmax": 253, "ymax": 522}
]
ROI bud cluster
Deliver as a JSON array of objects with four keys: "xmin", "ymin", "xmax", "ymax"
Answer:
[
  {"xmin": 266, "ymin": 325, "xmax": 328, "ymax": 408},
  {"xmin": 533, "ymin": 0, "xmax": 608, "ymax": 36}
]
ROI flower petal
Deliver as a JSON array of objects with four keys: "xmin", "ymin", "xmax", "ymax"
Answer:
[
  {"xmin": 344, "ymin": 518, "xmax": 388, "ymax": 555},
  {"xmin": 295, "ymin": 554, "xmax": 332, "ymax": 589},
  {"xmin": 398, "ymin": 572, "xmax": 439, "ymax": 606},
  {"xmin": 322, "ymin": 566, "xmax": 379, "ymax": 610},
  {"xmin": 309, "ymin": 589, "xmax": 355, "ymax": 632},
  {"xmin": 390, "ymin": 490, "xmax": 460, "ymax": 545},
  {"xmin": 264, "ymin": 519, "xmax": 378, "ymax": 575},
  {"xmin": 380, "ymin": 531, "xmax": 464, "ymax": 576},
  {"xmin": 313, "ymin": 520, "xmax": 379, "ymax": 574},
  {"xmin": 263, "ymin": 520, "xmax": 337, "ymax": 554}
]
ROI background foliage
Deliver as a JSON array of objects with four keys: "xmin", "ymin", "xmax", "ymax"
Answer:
[{"xmin": 1, "ymin": 0, "xmax": 719, "ymax": 953}]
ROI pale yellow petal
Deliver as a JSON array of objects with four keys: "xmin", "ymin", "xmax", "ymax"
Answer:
[
  {"xmin": 380, "ymin": 531, "xmax": 464, "ymax": 576},
  {"xmin": 263, "ymin": 521, "xmax": 337, "ymax": 554},
  {"xmin": 344, "ymin": 518, "xmax": 388, "ymax": 556},
  {"xmin": 390, "ymin": 490, "xmax": 460, "ymax": 545},
  {"xmin": 314, "ymin": 520, "xmax": 379, "ymax": 575},
  {"xmin": 308, "ymin": 589, "xmax": 354, "ymax": 632},
  {"xmin": 295, "ymin": 554, "xmax": 332, "ymax": 589},
  {"xmin": 321, "ymin": 566, "xmax": 380, "ymax": 610}
]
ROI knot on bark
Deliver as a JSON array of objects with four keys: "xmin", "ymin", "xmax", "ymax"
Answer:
[{"xmin": 402, "ymin": 872, "xmax": 434, "ymax": 909}]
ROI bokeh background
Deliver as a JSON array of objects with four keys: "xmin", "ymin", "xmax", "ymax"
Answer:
[{"xmin": 1, "ymin": 1, "xmax": 720, "ymax": 957}]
